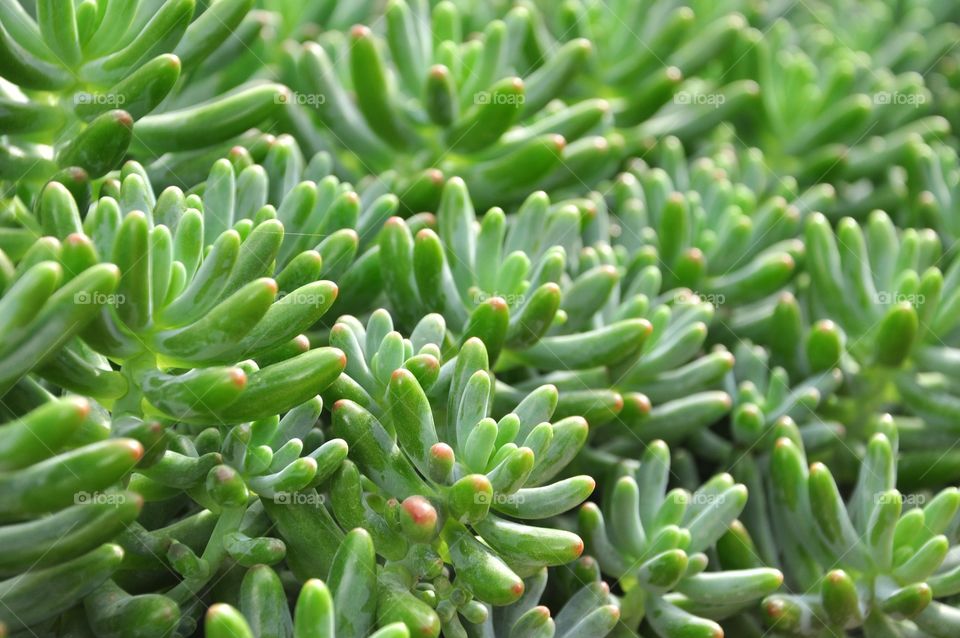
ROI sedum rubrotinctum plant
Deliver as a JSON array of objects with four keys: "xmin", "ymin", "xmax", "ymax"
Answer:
[
  {"xmin": 320, "ymin": 309, "xmax": 595, "ymax": 636},
  {"xmin": 515, "ymin": 0, "xmax": 761, "ymax": 151},
  {"xmin": 377, "ymin": 177, "xmax": 652, "ymax": 378},
  {"xmin": 41, "ymin": 163, "xmax": 347, "ymax": 427},
  {"xmin": 203, "ymin": 558, "xmax": 411, "ymax": 638},
  {"xmin": 580, "ymin": 440, "xmax": 783, "ymax": 638},
  {"xmin": 281, "ymin": 0, "xmax": 620, "ymax": 208},
  {"xmin": 757, "ymin": 420, "xmax": 960, "ymax": 637},
  {"xmin": 379, "ymin": 172, "xmax": 734, "ymax": 452},
  {"xmin": 771, "ymin": 0, "xmax": 960, "ymax": 139},
  {"xmin": 0, "ymin": 148, "xmax": 378, "ymax": 634},
  {"xmin": 0, "ymin": 0, "xmax": 288, "ymax": 191},
  {"xmin": 7, "ymin": 1, "xmax": 960, "ymax": 637}
]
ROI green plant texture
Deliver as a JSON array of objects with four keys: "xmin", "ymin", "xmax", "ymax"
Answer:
[{"xmin": 2, "ymin": 1, "xmax": 960, "ymax": 638}]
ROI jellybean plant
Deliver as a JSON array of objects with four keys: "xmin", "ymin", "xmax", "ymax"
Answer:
[
  {"xmin": 6, "ymin": 2, "xmax": 960, "ymax": 637},
  {"xmin": 781, "ymin": 0, "xmax": 960, "ymax": 139},
  {"xmin": 202, "ymin": 533, "xmax": 619, "ymax": 638},
  {"xmin": 580, "ymin": 440, "xmax": 783, "ymax": 638},
  {"xmin": 203, "ymin": 530, "xmax": 411, "ymax": 638},
  {"xmin": 799, "ymin": 212, "xmax": 960, "ymax": 442},
  {"xmin": 378, "ymin": 177, "xmax": 651, "ymax": 375},
  {"xmin": 904, "ymin": 141, "xmax": 960, "ymax": 246},
  {"xmin": 759, "ymin": 423, "xmax": 960, "ymax": 637},
  {"xmin": 519, "ymin": 0, "xmax": 759, "ymax": 140},
  {"xmin": 742, "ymin": 19, "xmax": 947, "ymax": 216},
  {"xmin": 723, "ymin": 341, "xmax": 844, "ymax": 458},
  {"xmin": 325, "ymin": 311, "xmax": 594, "ymax": 626},
  {"xmin": 282, "ymin": 0, "xmax": 619, "ymax": 206},
  {"xmin": 40, "ymin": 172, "xmax": 345, "ymax": 431},
  {"xmin": 0, "ymin": 151, "xmax": 362, "ymax": 635},
  {"xmin": 379, "ymin": 174, "xmax": 733, "ymax": 448},
  {"xmin": 0, "ymin": 246, "xmax": 145, "ymax": 634},
  {"xmin": 0, "ymin": 0, "xmax": 286, "ymax": 187},
  {"xmin": 258, "ymin": 0, "xmax": 378, "ymax": 38},
  {"xmin": 0, "ymin": 400, "xmax": 143, "ymax": 633},
  {"xmin": 465, "ymin": 567, "xmax": 620, "ymax": 638},
  {"xmin": 608, "ymin": 141, "xmax": 804, "ymax": 306}
]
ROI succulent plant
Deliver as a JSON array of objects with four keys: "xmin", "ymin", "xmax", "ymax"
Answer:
[
  {"xmin": 258, "ymin": 0, "xmax": 378, "ymax": 38},
  {"xmin": 280, "ymin": 0, "xmax": 620, "ymax": 206},
  {"xmin": 5, "ymin": 2, "xmax": 960, "ymax": 637},
  {"xmin": 607, "ymin": 140, "xmax": 806, "ymax": 304},
  {"xmin": 903, "ymin": 142, "xmax": 960, "ymax": 245},
  {"xmin": 721, "ymin": 341, "xmax": 843, "ymax": 455},
  {"xmin": 376, "ymin": 169, "xmax": 743, "ymax": 454},
  {"xmin": 323, "ymin": 312, "xmax": 594, "ymax": 623},
  {"xmin": 579, "ymin": 440, "xmax": 783, "ymax": 638},
  {"xmin": 377, "ymin": 177, "xmax": 650, "ymax": 376},
  {"xmin": 519, "ymin": 0, "xmax": 760, "ymax": 141},
  {"xmin": 801, "ymin": 211, "xmax": 946, "ymax": 403},
  {"xmin": 0, "ymin": 194, "xmax": 149, "ymax": 636},
  {"xmin": 757, "ymin": 423, "xmax": 960, "ymax": 637},
  {"xmin": 0, "ymin": 402, "xmax": 144, "ymax": 633},
  {"xmin": 0, "ymin": 0, "xmax": 288, "ymax": 189},
  {"xmin": 494, "ymin": 183, "xmax": 741, "ymax": 450},
  {"xmin": 739, "ymin": 19, "xmax": 947, "ymax": 215},
  {"xmin": 776, "ymin": 1, "xmax": 960, "ymax": 143},
  {"xmin": 464, "ymin": 567, "xmax": 620, "ymax": 638},
  {"xmin": 0, "ymin": 150, "xmax": 380, "ymax": 637},
  {"xmin": 202, "ymin": 546, "xmax": 619, "ymax": 638},
  {"xmin": 47, "ymin": 177, "xmax": 342, "ymax": 426},
  {"xmin": 203, "ymin": 530, "xmax": 411, "ymax": 638},
  {"xmin": 517, "ymin": 266, "xmax": 731, "ymax": 452}
]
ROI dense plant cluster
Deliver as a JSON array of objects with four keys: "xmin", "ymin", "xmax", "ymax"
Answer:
[{"xmin": 2, "ymin": 1, "xmax": 960, "ymax": 637}]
